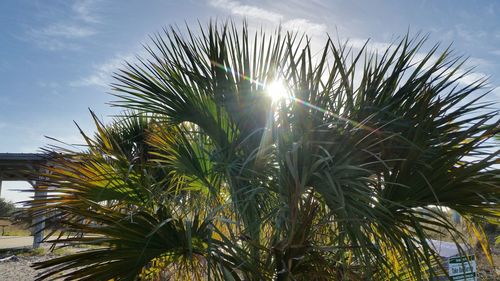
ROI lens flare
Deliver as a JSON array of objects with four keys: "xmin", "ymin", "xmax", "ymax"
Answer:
[{"xmin": 266, "ymin": 80, "xmax": 289, "ymax": 102}]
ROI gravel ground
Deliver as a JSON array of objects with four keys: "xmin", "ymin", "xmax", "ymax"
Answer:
[
  {"xmin": 0, "ymin": 245, "xmax": 80, "ymax": 281},
  {"xmin": 475, "ymin": 231, "xmax": 500, "ymax": 281},
  {"xmin": 0, "ymin": 254, "xmax": 57, "ymax": 281},
  {"xmin": 0, "ymin": 243, "xmax": 498, "ymax": 281}
]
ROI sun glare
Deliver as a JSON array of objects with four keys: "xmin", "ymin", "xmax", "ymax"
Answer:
[{"xmin": 266, "ymin": 80, "xmax": 289, "ymax": 102}]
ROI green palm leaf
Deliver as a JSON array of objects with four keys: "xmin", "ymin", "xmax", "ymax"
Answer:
[{"xmin": 27, "ymin": 21, "xmax": 499, "ymax": 280}]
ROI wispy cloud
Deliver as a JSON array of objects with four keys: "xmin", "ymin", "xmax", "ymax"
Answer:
[
  {"xmin": 209, "ymin": 0, "xmax": 326, "ymax": 36},
  {"xmin": 348, "ymin": 38, "xmax": 393, "ymax": 53},
  {"xmin": 25, "ymin": 35, "xmax": 80, "ymax": 51},
  {"xmin": 33, "ymin": 23, "xmax": 96, "ymax": 39},
  {"xmin": 71, "ymin": 54, "xmax": 134, "ymax": 88},
  {"xmin": 341, "ymin": 37, "xmax": 490, "ymax": 89},
  {"xmin": 210, "ymin": 0, "xmax": 283, "ymax": 22},
  {"xmin": 75, "ymin": 0, "xmax": 329, "ymax": 89},
  {"xmin": 26, "ymin": 0, "xmax": 101, "ymax": 50},
  {"xmin": 26, "ymin": 24, "xmax": 91, "ymax": 51},
  {"xmin": 73, "ymin": 0, "xmax": 101, "ymax": 23},
  {"xmin": 492, "ymin": 87, "xmax": 500, "ymax": 98},
  {"xmin": 282, "ymin": 19, "xmax": 326, "ymax": 36},
  {"xmin": 454, "ymin": 24, "xmax": 488, "ymax": 43}
]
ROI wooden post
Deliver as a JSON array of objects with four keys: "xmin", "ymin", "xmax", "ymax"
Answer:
[
  {"xmin": 451, "ymin": 210, "xmax": 461, "ymax": 225},
  {"xmin": 32, "ymin": 181, "xmax": 46, "ymax": 248},
  {"xmin": 0, "ymin": 180, "xmax": 2, "ymax": 198}
]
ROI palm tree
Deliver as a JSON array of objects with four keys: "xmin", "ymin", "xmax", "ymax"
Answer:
[{"xmin": 28, "ymin": 22, "xmax": 499, "ymax": 280}]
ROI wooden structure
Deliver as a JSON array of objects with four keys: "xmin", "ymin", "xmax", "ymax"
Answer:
[{"xmin": 0, "ymin": 153, "xmax": 51, "ymax": 248}]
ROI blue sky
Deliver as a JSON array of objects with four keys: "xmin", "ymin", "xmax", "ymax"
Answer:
[{"xmin": 1, "ymin": 0, "xmax": 499, "ymax": 203}]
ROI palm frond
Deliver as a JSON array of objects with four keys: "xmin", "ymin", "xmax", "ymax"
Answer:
[{"xmin": 27, "ymin": 21, "xmax": 499, "ymax": 280}]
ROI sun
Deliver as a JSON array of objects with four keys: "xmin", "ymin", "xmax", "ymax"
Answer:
[{"xmin": 266, "ymin": 80, "xmax": 290, "ymax": 102}]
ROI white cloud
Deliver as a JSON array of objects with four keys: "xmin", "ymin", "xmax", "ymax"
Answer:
[
  {"xmin": 492, "ymin": 87, "xmax": 500, "ymax": 98},
  {"xmin": 210, "ymin": 0, "xmax": 283, "ymax": 23},
  {"xmin": 283, "ymin": 19, "xmax": 326, "ymax": 36},
  {"xmin": 71, "ymin": 75, "xmax": 107, "ymax": 88},
  {"xmin": 73, "ymin": 0, "xmax": 101, "ymax": 23},
  {"xmin": 71, "ymin": 54, "xmax": 134, "ymax": 87},
  {"xmin": 452, "ymin": 71, "xmax": 487, "ymax": 86},
  {"xmin": 26, "ymin": 24, "xmax": 92, "ymax": 50},
  {"xmin": 74, "ymin": 0, "xmax": 327, "ymax": 89},
  {"xmin": 26, "ymin": 0, "xmax": 100, "ymax": 50},
  {"xmin": 27, "ymin": 36, "xmax": 81, "ymax": 51},
  {"xmin": 454, "ymin": 24, "xmax": 488, "ymax": 43},
  {"xmin": 348, "ymin": 38, "xmax": 394, "ymax": 53},
  {"xmin": 347, "ymin": 38, "xmax": 489, "ymax": 87},
  {"xmin": 209, "ymin": 0, "xmax": 326, "ymax": 36},
  {"xmin": 37, "ymin": 81, "xmax": 59, "ymax": 88},
  {"xmin": 466, "ymin": 57, "xmax": 492, "ymax": 68},
  {"xmin": 35, "ymin": 23, "xmax": 96, "ymax": 39}
]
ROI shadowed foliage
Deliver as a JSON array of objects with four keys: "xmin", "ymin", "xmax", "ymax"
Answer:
[
  {"xmin": 27, "ymin": 22, "xmax": 499, "ymax": 280},
  {"xmin": 0, "ymin": 198, "xmax": 16, "ymax": 217}
]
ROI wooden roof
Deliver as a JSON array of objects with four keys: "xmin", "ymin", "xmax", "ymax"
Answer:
[{"xmin": 0, "ymin": 153, "xmax": 50, "ymax": 181}]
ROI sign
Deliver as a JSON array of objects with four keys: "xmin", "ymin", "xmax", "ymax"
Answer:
[
  {"xmin": 448, "ymin": 255, "xmax": 476, "ymax": 281},
  {"xmin": 427, "ymin": 239, "xmax": 477, "ymax": 281}
]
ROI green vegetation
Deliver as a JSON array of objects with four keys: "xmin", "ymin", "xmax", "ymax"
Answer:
[
  {"xmin": 0, "ymin": 222, "xmax": 31, "ymax": 236},
  {"xmin": 27, "ymin": 22, "xmax": 499, "ymax": 280},
  {"xmin": 0, "ymin": 199, "xmax": 30, "ymax": 236},
  {"xmin": 0, "ymin": 198, "xmax": 15, "ymax": 217},
  {"xmin": 20, "ymin": 247, "xmax": 47, "ymax": 257}
]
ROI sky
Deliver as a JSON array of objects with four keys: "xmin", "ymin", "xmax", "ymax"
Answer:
[{"xmin": 1, "ymin": 0, "xmax": 499, "ymax": 203}]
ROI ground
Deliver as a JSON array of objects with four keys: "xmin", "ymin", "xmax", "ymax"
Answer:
[
  {"xmin": 0, "ymin": 246, "xmax": 76, "ymax": 281},
  {"xmin": 0, "ymin": 221, "xmax": 498, "ymax": 280}
]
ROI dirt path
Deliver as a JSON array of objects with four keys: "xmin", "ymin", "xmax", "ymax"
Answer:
[{"xmin": 0, "ymin": 236, "xmax": 33, "ymax": 249}]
